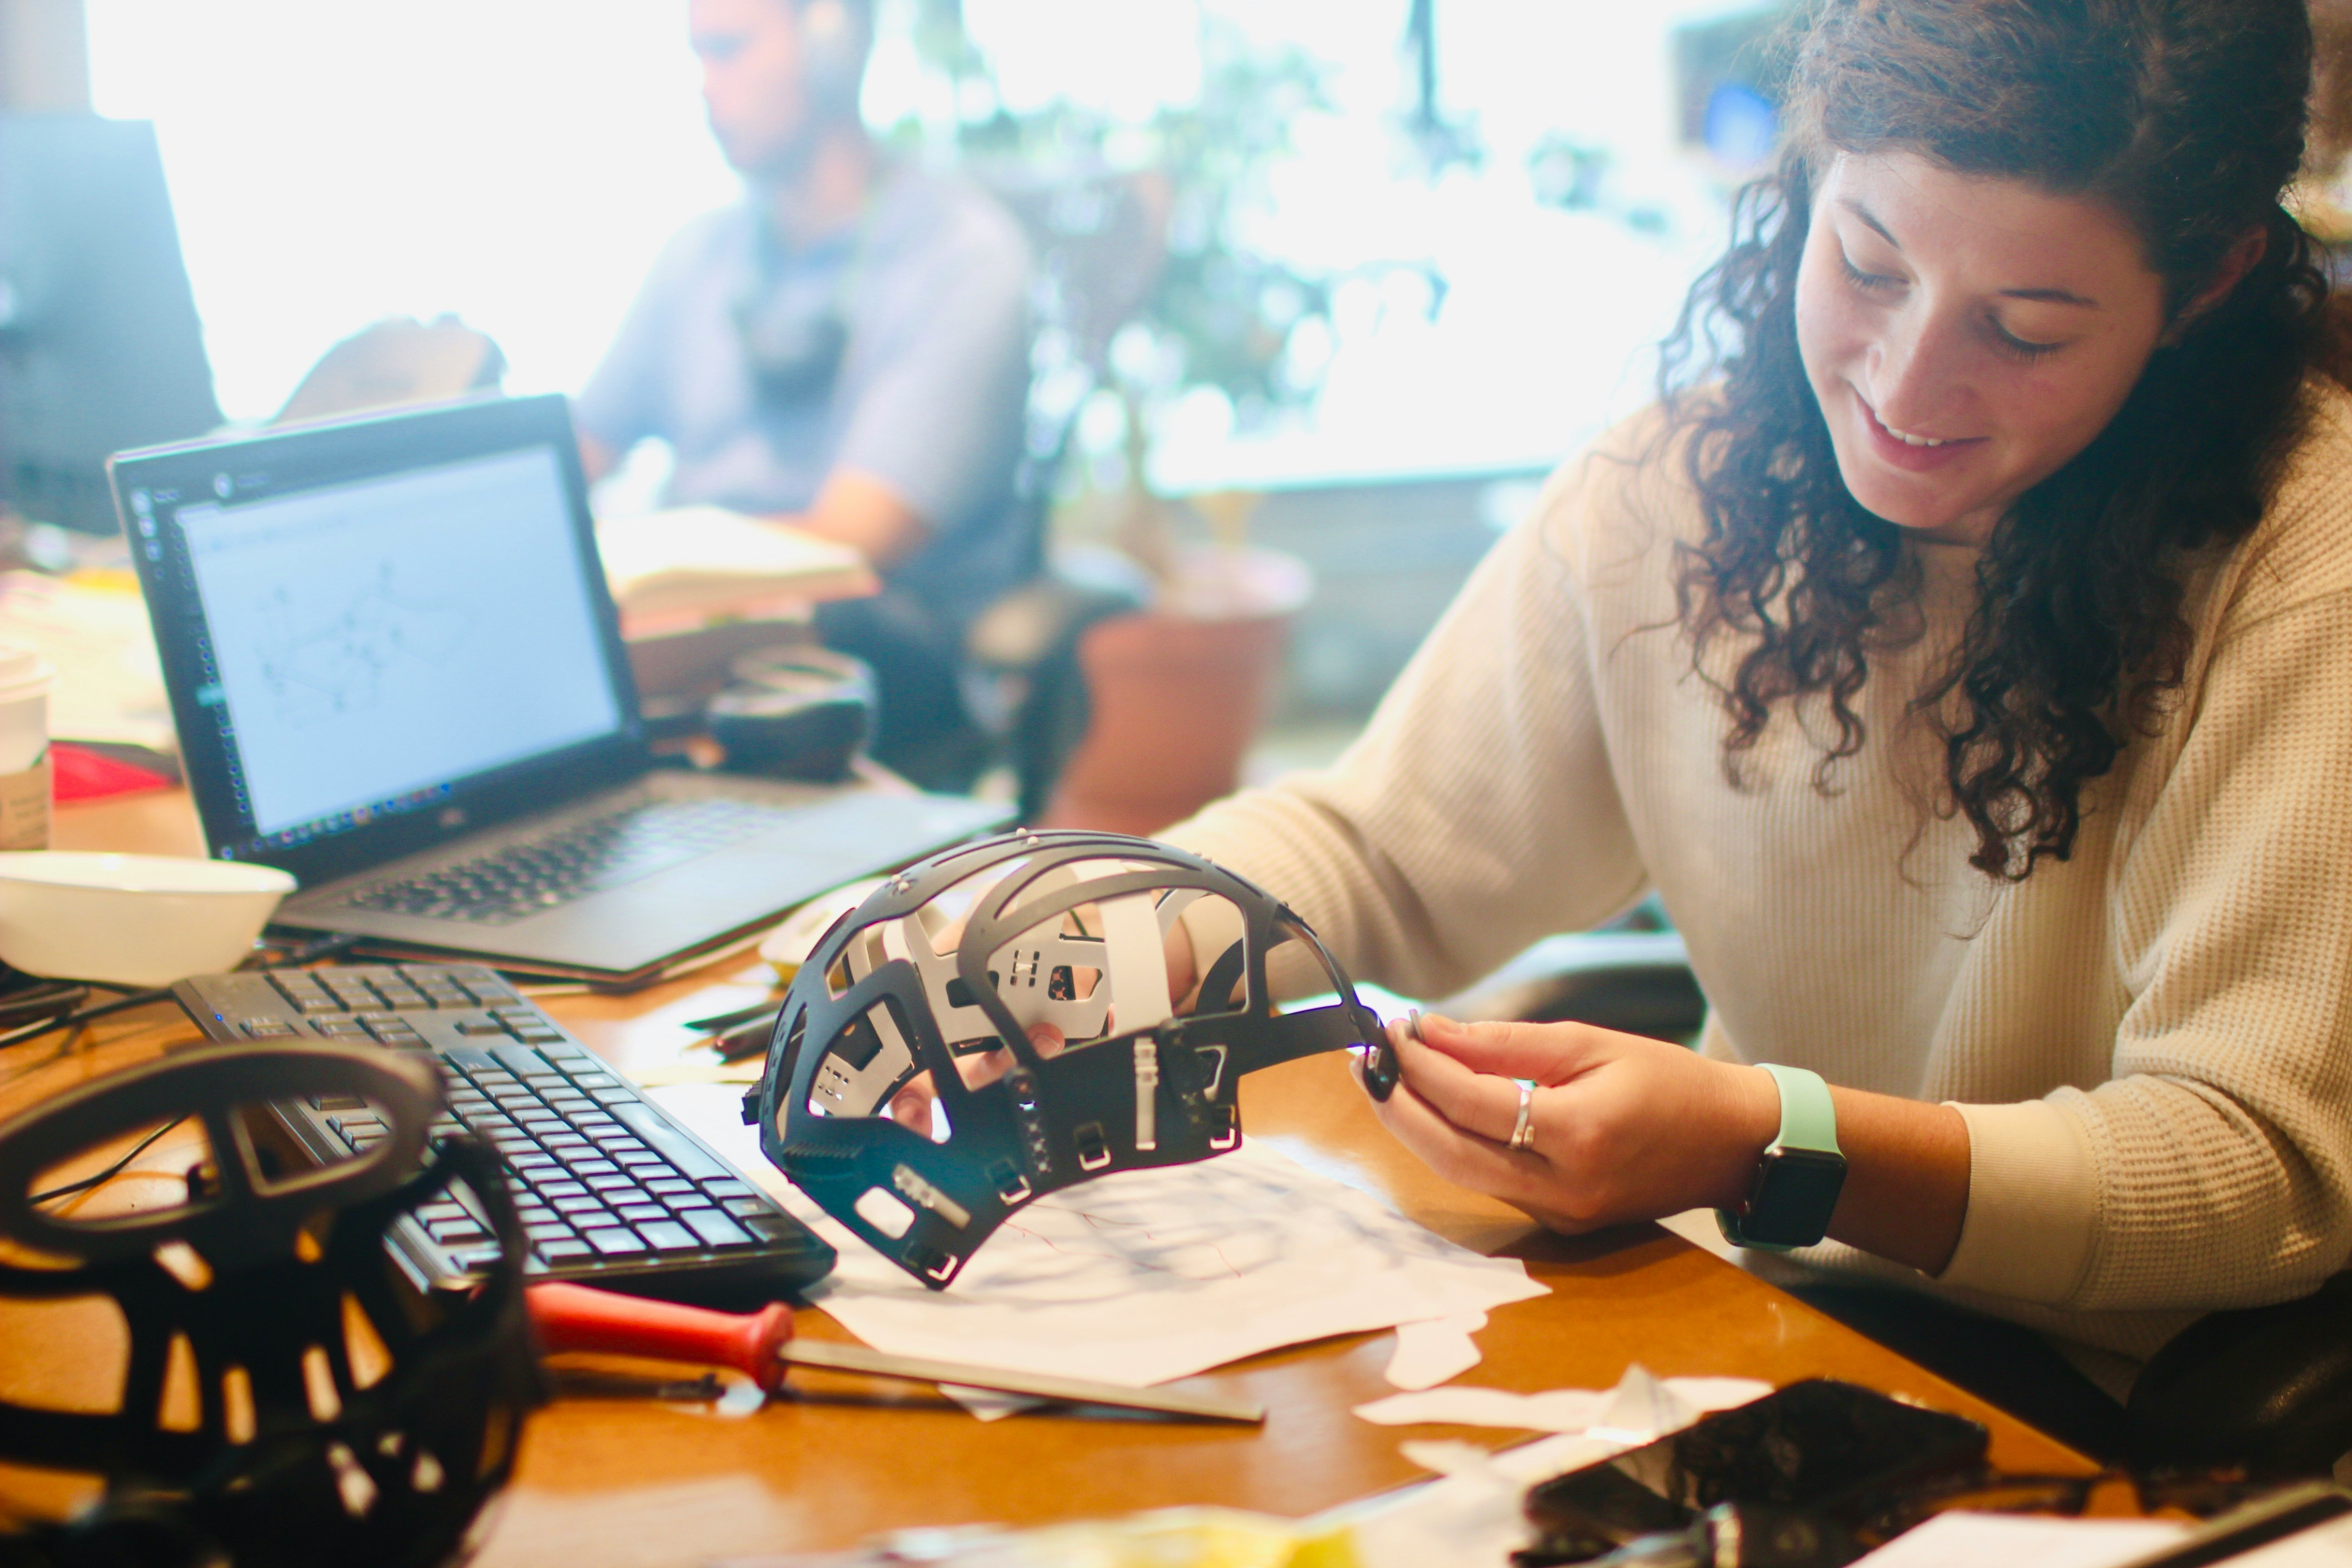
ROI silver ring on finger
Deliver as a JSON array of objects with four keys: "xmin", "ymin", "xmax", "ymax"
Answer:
[{"xmin": 1508, "ymin": 1080, "xmax": 1537, "ymax": 1152}]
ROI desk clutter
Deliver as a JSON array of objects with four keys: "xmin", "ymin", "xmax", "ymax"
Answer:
[{"xmin": 6, "ymin": 826, "xmax": 2342, "ymax": 1567}]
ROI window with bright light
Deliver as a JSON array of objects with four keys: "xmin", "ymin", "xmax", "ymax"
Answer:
[{"xmin": 89, "ymin": 0, "xmax": 1760, "ymax": 484}]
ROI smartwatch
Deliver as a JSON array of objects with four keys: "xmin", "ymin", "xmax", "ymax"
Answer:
[{"xmin": 1716, "ymin": 1063, "xmax": 1847, "ymax": 1251}]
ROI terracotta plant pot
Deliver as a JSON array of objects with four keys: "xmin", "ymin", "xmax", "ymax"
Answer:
[{"xmin": 1043, "ymin": 546, "xmax": 1311, "ymax": 838}]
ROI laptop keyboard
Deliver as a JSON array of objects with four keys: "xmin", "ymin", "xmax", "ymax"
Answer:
[{"xmin": 340, "ymin": 797, "xmax": 796, "ymax": 926}]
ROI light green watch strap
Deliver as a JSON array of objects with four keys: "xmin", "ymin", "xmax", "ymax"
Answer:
[{"xmin": 1759, "ymin": 1064, "xmax": 1841, "ymax": 1156}]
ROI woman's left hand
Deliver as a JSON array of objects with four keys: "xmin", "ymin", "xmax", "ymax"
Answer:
[{"xmin": 1366, "ymin": 1012, "xmax": 1780, "ymax": 1233}]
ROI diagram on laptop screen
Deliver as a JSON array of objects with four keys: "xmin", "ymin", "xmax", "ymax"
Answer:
[
  {"xmin": 247, "ymin": 563, "xmax": 468, "ymax": 730},
  {"xmin": 178, "ymin": 446, "xmax": 625, "ymax": 838}
]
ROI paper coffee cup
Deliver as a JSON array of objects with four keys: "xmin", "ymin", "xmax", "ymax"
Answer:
[{"xmin": 0, "ymin": 645, "xmax": 55, "ymax": 853}]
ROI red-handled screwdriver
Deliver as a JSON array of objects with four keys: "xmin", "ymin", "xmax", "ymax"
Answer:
[{"xmin": 524, "ymin": 1282, "xmax": 1264, "ymax": 1423}]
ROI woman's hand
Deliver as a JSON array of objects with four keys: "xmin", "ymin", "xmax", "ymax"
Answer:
[
  {"xmin": 1367, "ymin": 1012, "xmax": 1779, "ymax": 1233},
  {"xmin": 1368, "ymin": 1012, "xmax": 1973, "ymax": 1272}
]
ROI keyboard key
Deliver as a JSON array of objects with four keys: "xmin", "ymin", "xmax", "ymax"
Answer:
[
  {"xmin": 672, "ymin": 1208, "xmax": 754, "ymax": 1249},
  {"xmin": 636, "ymin": 1220, "xmax": 701, "ymax": 1252},
  {"xmin": 493, "ymin": 1046, "xmax": 552, "ymax": 1076},
  {"xmin": 645, "ymin": 1179, "xmax": 695, "ymax": 1196},
  {"xmin": 744, "ymin": 1215, "xmax": 805, "ymax": 1242},
  {"xmin": 721, "ymin": 1197, "xmax": 771, "ymax": 1218},
  {"xmin": 524, "ymin": 1221, "xmax": 577, "ymax": 1242},
  {"xmin": 608, "ymin": 1105, "xmax": 728, "ymax": 1179},
  {"xmin": 536, "ymin": 1238, "xmax": 592, "ymax": 1262},
  {"xmin": 428, "ymin": 1218, "xmax": 488, "ymax": 1244},
  {"xmin": 582, "ymin": 1226, "xmax": 647, "ymax": 1256},
  {"xmin": 699, "ymin": 1180, "xmax": 756, "ymax": 1201},
  {"xmin": 417, "ymin": 1200, "xmax": 468, "ymax": 1223},
  {"xmin": 617, "ymin": 1204, "xmax": 668, "ymax": 1223},
  {"xmin": 446, "ymin": 1247, "xmax": 504, "ymax": 1271},
  {"xmin": 535, "ymin": 1180, "xmax": 588, "ymax": 1200},
  {"xmin": 564, "ymin": 1158, "xmax": 620, "ymax": 1179},
  {"xmin": 550, "ymin": 1194, "xmax": 607, "ymax": 1214},
  {"xmin": 584, "ymin": 1173, "xmax": 637, "ymax": 1192}
]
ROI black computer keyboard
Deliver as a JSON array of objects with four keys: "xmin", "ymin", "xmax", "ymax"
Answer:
[
  {"xmin": 172, "ymin": 963, "xmax": 833, "ymax": 1302},
  {"xmin": 336, "ymin": 797, "xmax": 796, "ymax": 925}
]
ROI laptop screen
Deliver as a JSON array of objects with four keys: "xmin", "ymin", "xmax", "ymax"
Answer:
[{"xmin": 118, "ymin": 394, "xmax": 646, "ymax": 884}]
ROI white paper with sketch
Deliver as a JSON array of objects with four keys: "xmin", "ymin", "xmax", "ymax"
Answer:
[{"xmin": 651, "ymin": 1083, "xmax": 1548, "ymax": 1390}]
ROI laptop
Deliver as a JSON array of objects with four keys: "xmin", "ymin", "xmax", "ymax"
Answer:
[{"xmin": 113, "ymin": 393, "xmax": 1007, "ymax": 984}]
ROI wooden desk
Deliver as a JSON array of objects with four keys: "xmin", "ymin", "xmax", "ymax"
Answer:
[{"xmin": 12, "ymin": 790, "xmax": 2091, "ymax": 1564}]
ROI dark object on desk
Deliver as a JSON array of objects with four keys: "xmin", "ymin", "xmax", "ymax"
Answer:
[
  {"xmin": 1552, "ymin": 1504, "xmax": 1857, "ymax": 1568},
  {"xmin": 174, "ymin": 961, "xmax": 834, "ymax": 1306},
  {"xmin": 2130, "ymin": 1271, "xmax": 2352, "ymax": 1478},
  {"xmin": 0, "ymin": 1042, "xmax": 542, "ymax": 1568},
  {"xmin": 751, "ymin": 830, "xmax": 1393, "ymax": 1289},
  {"xmin": 1517, "ymin": 1380, "xmax": 1986, "ymax": 1566},
  {"xmin": 0, "ymin": 970, "xmax": 86, "ymax": 1027},
  {"xmin": 708, "ymin": 645, "xmax": 876, "ymax": 782},
  {"xmin": 526, "ymin": 1279, "xmax": 1264, "ymax": 1421},
  {"xmin": 0, "ymin": 115, "xmax": 223, "ymax": 534},
  {"xmin": 115, "ymin": 392, "xmax": 1008, "ymax": 985},
  {"xmin": 709, "ymin": 1005, "xmax": 785, "ymax": 1062}
]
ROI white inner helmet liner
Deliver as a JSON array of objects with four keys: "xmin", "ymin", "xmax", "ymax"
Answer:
[{"xmin": 751, "ymin": 831, "xmax": 1395, "ymax": 1288}]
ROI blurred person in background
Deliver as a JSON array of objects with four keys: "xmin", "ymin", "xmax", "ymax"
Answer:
[{"xmin": 578, "ymin": 0, "xmax": 1034, "ymax": 787}]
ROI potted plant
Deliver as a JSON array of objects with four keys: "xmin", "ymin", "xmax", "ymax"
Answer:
[{"xmin": 899, "ymin": 6, "xmax": 1334, "ymax": 832}]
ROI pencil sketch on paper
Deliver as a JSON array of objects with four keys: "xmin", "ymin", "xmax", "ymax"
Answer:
[{"xmin": 653, "ymin": 1080, "xmax": 1549, "ymax": 1395}]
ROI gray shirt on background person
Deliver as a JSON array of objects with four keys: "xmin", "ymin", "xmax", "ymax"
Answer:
[{"xmin": 575, "ymin": 164, "xmax": 1035, "ymax": 632}]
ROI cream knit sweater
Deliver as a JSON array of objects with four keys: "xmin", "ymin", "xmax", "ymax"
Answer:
[{"xmin": 1162, "ymin": 386, "xmax": 2352, "ymax": 1362}]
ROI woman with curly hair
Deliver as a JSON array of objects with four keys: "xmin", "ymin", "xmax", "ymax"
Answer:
[{"xmin": 1162, "ymin": 0, "xmax": 2352, "ymax": 1453}]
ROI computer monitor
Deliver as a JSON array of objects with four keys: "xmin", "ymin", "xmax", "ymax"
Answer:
[{"xmin": 0, "ymin": 114, "xmax": 222, "ymax": 533}]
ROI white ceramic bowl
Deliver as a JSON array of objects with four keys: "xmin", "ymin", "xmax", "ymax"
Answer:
[{"xmin": 0, "ymin": 853, "xmax": 298, "ymax": 987}]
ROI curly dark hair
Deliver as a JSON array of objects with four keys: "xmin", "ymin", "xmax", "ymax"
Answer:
[{"xmin": 1660, "ymin": 0, "xmax": 2335, "ymax": 879}]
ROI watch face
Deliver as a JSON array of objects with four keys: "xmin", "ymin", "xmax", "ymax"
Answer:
[{"xmin": 1741, "ymin": 1147, "xmax": 1848, "ymax": 1248}]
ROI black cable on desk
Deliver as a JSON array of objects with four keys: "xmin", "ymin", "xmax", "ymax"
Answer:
[
  {"xmin": 26, "ymin": 1114, "xmax": 188, "ymax": 1205},
  {"xmin": 0, "ymin": 986, "xmax": 172, "ymax": 1053}
]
